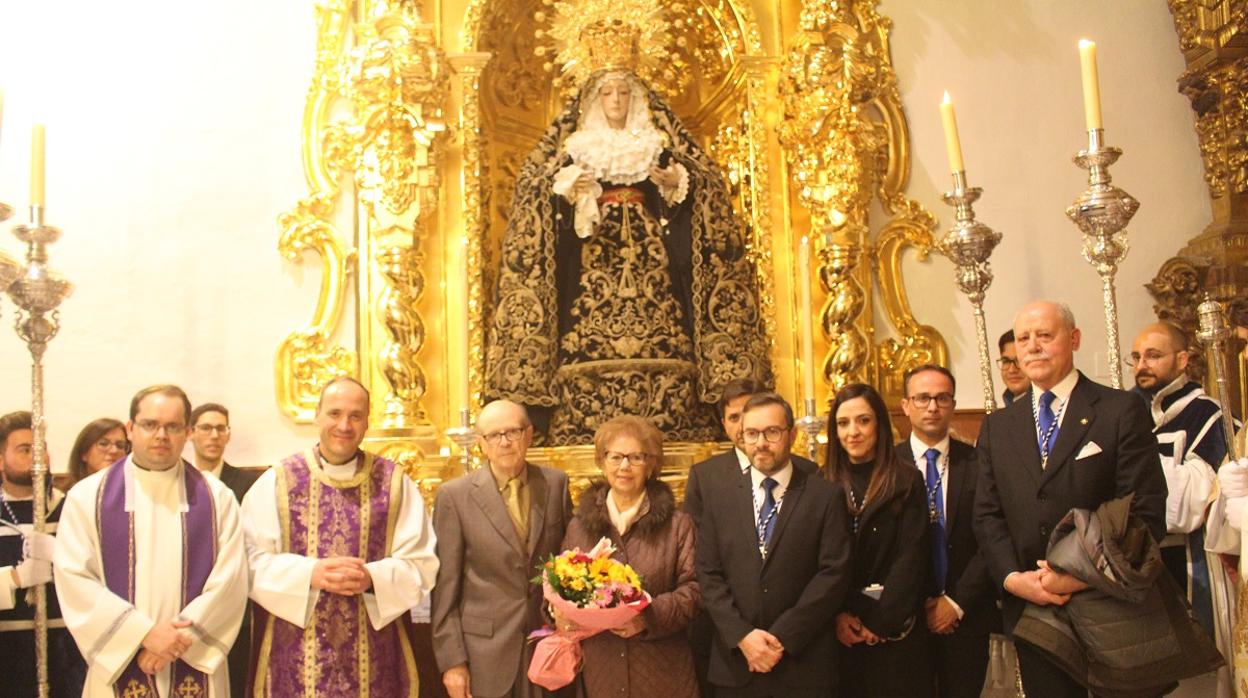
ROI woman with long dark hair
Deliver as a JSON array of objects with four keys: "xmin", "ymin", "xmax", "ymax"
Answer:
[
  {"xmin": 65, "ymin": 418, "xmax": 128, "ymax": 488},
  {"xmin": 824, "ymin": 383, "xmax": 932, "ymax": 696}
]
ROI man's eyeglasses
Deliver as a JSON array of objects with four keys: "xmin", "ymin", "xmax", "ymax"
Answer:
[
  {"xmin": 1124, "ymin": 351, "xmax": 1178, "ymax": 368},
  {"xmin": 482, "ymin": 428, "xmax": 526, "ymax": 445},
  {"xmin": 134, "ymin": 420, "xmax": 187, "ymax": 435},
  {"xmin": 908, "ymin": 393, "xmax": 954, "ymax": 409},
  {"xmin": 996, "ymin": 357, "xmax": 1020, "ymax": 369},
  {"xmin": 741, "ymin": 426, "xmax": 788, "ymax": 444},
  {"xmin": 603, "ymin": 451, "xmax": 650, "ymax": 466},
  {"xmin": 194, "ymin": 425, "xmax": 231, "ymax": 436}
]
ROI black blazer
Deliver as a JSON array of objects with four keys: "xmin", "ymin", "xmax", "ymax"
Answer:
[
  {"xmin": 896, "ymin": 439, "xmax": 999, "ymax": 636},
  {"xmin": 842, "ymin": 464, "xmax": 929, "ymax": 637},
  {"xmin": 973, "ymin": 372, "xmax": 1168, "ymax": 632},
  {"xmin": 218, "ymin": 462, "xmax": 262, "ymax": 503},
  {"xmin": 684, "ymin": 448, "xmax": 817, "ymax": 527},
  {"xmin": 696, "ymin": 462, "xmax": 851, "ymax": 691}
]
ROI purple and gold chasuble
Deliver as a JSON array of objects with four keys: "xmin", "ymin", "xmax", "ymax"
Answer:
[
  {"xmin": 98, "ymin": 462, "xmax": 217, "ymax": 698},
  {"xmin": 250, "ymin": 450, "xmax": 417, "ymax": 698}
]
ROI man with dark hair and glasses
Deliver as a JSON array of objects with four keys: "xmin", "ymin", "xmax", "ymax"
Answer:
[
  {"xmin": 996, "ymin": 330, "xmax": 1030, "ymax": 406},
  {"xmin": 188, "ymin": 401, "xmax": 258, "ymax": 696},
  {"xmin": 898, "ymin": 365, "xmax": 998, "ymax": 698},
  {"xmin": 55, "ymin": 385, "xmax": 249, "ymax": 697},
  {"xmin": 697, "ymin": 392, "xmax": 850, "ymax": 696},
  {"xmin": 431, "ymin": 399, "xmax": 572, "ymax": 698}
]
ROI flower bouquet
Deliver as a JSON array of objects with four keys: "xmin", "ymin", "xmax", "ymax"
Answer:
[{"xmin": 527, "ymin": 537, "xmax": 651, "ymax": 689}]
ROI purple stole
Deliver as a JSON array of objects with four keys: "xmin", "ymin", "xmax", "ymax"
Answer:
[
  {"xmin": 250, "ymin": 450, "xmax": 416, "ymax": 698},
  {"xmin": 97, "ymin": 460, "xmax": 217, "ymax": 698}
]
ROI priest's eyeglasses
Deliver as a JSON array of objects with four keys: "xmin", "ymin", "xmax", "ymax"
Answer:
[
  {"xmin": 604, "ymin": 452, "xmax": 650, "ymax": 467},
  {"xmin": 134, "ymin": 420, "xmax": 187, "ymax": 435},
  {"xmin": 194, "ymin": 425, "xmax": 231, "ymax": 435},
  {"xmin": 482, "ymin": 428, "xmax": 526, "ymax": 445},
  {"xmin": 741, "ymin": 427, "xmax": 788, "ymax": 444},
  {"xmin": 908, "ymin": 393, "xmax": 954, "ymax": 409}
]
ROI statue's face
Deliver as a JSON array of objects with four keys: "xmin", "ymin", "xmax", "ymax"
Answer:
[{"xmin": 599, "ymin": 78, "xmax": 631, "ymax": 128}]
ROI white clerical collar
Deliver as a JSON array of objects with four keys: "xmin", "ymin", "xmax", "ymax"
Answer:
[
  {"xmin": 124, "ymin": 456, "xmax": 188, "ymax": 513},
  {"xmin": 1031, "ymin": 369, "xmax": 1078, "ymax": 408},
  {"xmin": 199, "ymin": 461, "xmax": 224, "ymax": 479},
  {"xmin": 735, "ymin": 446, "xmax": 750, "ymax": 473},
  {"xmin": 321, "ymin": 455, "xmax": 361, "ymax": 479},
  {"xmin": 908, "ymin": 432, "xmax": 950, "ymax": 462}
]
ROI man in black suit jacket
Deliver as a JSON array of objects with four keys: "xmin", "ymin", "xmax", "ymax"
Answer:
[
  {"xmin": 189, "ymin": 402, "xmax": 260, "ymax": 695},
  {"xmin": 898, "ymin": 365, "xmax": 999, "ymax": 698},
  {"xmin": 697, "ymin": 393, "xmax": 850, "ymax": 697},
  {"xmin": 684, "ymin": 379, "xmax": 816, "ymax": 696},
  {"xmin": 974, "ymin": 301, "xmax": 1168, "ymax": 697}
]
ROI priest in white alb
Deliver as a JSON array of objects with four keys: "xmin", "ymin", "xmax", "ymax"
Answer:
[
  {"xmin": 242, "ymin": 376, "xmax": 438, "ymax": 697},
  {"xmin": 54, "ymin": 385, "xmax": 249, "ymax": 697}
]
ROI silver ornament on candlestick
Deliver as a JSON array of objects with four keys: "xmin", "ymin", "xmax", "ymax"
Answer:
[
  {"xmin": 1066, "ymin": 129, "xmax": 1138, "ymax": 390},
  {"xmin": 795, "ymin": 397, "xmax": 826, "ymax": 462},
  {"xmin": 444, "ymin": 407, "xmax": 479, "ymax": 472},
  {"xmin": 7, "ymin": 205, "xmax": 73, "ymax": 698},
  {"xmin": 939, "ymin": 171, "xmax": 1003, "ymax": 412}
]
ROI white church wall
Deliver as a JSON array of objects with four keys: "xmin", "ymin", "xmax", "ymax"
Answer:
[
  {"xmin": 884, "ymin": 0, "xmax": 1209, "ymax": 406},
  {"xmin": 0, "ymin": 1, "xmax": 1211, "ymax": 468}
]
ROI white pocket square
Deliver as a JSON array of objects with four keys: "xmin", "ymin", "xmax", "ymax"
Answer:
[{"xmin": 1076, "ymin": 441, "xmax": 1102, "ymax": 460}]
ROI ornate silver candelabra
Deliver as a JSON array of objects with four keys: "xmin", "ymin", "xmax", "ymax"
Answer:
[
  {"xmin": 7, "ymin": 205, "xmax": 73, "ymax": 698},
  {"xmin": 795, "ymin": 397, "xmax": 826, "ymax": 462},
  {"xmin": 444, "ymin": 407, "xmax": 478, "ymax": 472},
  {"xmin": 939, "ymin": 171, "xmax": 1003, "ymax": 412},
  {"xmin": 1196, "ymin": 295, "xmax": 1240, "ymax": 460},
  {"xmin": 1066, "ymin": 129, "xmax": 1138, "ymax": 389}
]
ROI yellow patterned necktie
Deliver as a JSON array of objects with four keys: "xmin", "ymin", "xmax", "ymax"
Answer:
[{"xmin": 505, "ymin": 477, "xmax": 529, "ymax": 542}]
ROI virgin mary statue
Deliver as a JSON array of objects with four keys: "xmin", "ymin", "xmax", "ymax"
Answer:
[{"xmin": 484, "ymin": 68, "xmax": 772, "ymax": 445}]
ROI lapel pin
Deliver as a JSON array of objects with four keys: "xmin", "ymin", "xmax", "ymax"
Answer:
[{"xmin": 1080, "ymin": 418, "xmax": 1088, "ymax": 425}]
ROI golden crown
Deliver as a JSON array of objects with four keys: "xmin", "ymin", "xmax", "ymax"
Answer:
[{"xmin": 540, "ymin": 0, "xmax": 675, "ymax": 89}]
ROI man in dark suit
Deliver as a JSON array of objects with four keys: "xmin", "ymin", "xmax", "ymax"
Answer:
[
  {"xmin": 697, "ymin": 392, "xmax": 851, "ymax": 697},
  {"xmin": 188, "ymin": 402, "xmax": 259, "ymax": 696},
  {"xmin": 898, "ymin": 365, "xmax": 998, "ymax": 698},
  {"xmin": 974, "ymin": 300, "xmax": 1168, "ymax": 697},
  {"xmin": 432, "ymin": 399, "xmax": 572, "ymax": 698},
  {"xmin": 684, "ymin": 379, "xmax": 816, "ymax": 696},
  {"xmin": 189, "ymin": 403, "xmax": 260, "ymax": 502}
]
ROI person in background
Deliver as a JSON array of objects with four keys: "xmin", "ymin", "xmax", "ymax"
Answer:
[
  {"xmin": 997, "ymin": 330, "xmax": 1030, "ymax": 406},
  {"xmin": 64, "ymin": 418, "xmax": 127, "ymax": 489}
]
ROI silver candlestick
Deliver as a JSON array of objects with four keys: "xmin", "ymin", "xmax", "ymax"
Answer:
[
  {"xmin": 7, "ymin": 205, "xmax": 73, "ymax": 698},
  {"xmin": 939, "ymin": 171, "xmax": 1003, "ymax": 412},
  {"xmin": 795, "ymin": 397, "xmax": 826, "ymax": 462},
  {"xmin": 1066, "ymin": 128, "xmax": 1138, "ymax": 389},
  {"xmin": 444, "ymin": 407, "xmax": 479, "ymax": 472}
]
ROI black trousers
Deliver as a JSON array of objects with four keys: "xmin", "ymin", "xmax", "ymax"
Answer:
[
  {"xmin": 932, "ymin": 630, "xmax": 990, "ymax": 698},
  {"xmin": 1016, "ymin": 641, "xmax": 1087, "ymax": 698}
]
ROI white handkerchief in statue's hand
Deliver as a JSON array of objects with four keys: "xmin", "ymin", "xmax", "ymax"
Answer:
[{"xmin": 1075, "ymin": 441, "xmax": 1102, "ymax": 460}]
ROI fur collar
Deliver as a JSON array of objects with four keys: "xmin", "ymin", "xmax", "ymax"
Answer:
[{"xmin": 575, "ymin": 478, "xmax": 677, "ymax": 542}]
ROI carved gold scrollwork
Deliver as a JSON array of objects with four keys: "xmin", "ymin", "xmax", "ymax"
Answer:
[
  {"xmin": 819, "ymin": 236, "xmax": 871, "ymax": 391},
  {"xmin": 874, "ymin": 219, "xmax": 948, "ymax": 402},
  {"xmin": 275, "ymin": 0, "xmax": 357, "ymax": 421},
  {"xmin": 376, "ymin": 241, "xmax": 428, "ymax": 424}
]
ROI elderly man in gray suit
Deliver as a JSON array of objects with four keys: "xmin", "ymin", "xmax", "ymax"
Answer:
[{"xmin": 432, "ymin": 399, "xmax": 573, "ymax": 698}]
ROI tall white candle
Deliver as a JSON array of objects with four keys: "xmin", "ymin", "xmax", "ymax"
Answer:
[
  {"xmin": 1079, "ymin": 40, "xmax": 1103, "ymax": 131},
  {"xmin": 798, "ymin": 236, "xmax": 816, "ymax": 401}
]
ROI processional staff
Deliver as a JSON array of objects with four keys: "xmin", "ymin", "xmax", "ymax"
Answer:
[
  {"xmin": 1, "ymin": 124, "xmax": 74, "ymax": 698},
  {"xmin": 1196, "ymin": 296, "xmax": 1240, "ymax": 462}
]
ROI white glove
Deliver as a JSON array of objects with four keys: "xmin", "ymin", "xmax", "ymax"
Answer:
[
  {"xmin": 1219, "ymin": 458, "xmax": 1248, "ymax": 499},
  {"xmin": 24, "ymin": 532, "xmax": 55, "ymax": 562},
  {"xmin": 14, "ymin": 558, "xmax": 52, "ymax": 588}
]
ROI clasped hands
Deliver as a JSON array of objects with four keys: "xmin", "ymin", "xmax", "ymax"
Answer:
[
  {"xmin": 570, "ymin": 164, "xmax": 679, "ymax": 197},
  {"xmin": 549, "ymin": 604, "xmax": 646, "ymax": 638},
  {"xmin": 925, "ymin": 596, "xmax": 960, "ymax": 635},
  {"xmin": 138, "ymin": 619, "xmax": 194, "ymax": 675},
  {"xmin": 1006, "ymin": 560, "xmax": 1088, "ymax": 607},
  {"xmin": 835, "ymin": 612, "xmax": 880, "ymax": 647},
  {"xmin": 737, "ymin": 628, "xmax": 783, "ymax": 673},
  {"xmin": 312, "ymin": 557, "xmax": 372, "ymax": 596}
]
